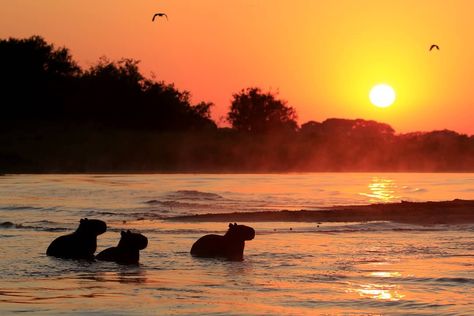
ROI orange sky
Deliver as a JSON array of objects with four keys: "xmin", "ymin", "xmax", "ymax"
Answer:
[{"xmin": 1, "ymin": 0, "xmax": 473, "ymax": 134}]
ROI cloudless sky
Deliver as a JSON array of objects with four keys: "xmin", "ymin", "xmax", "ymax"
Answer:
[{"xmin": 1, "ymin": 0, "xmax": 473, "ymax": 134}]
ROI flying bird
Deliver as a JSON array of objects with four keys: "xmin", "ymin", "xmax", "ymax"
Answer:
[
  {"xmin": 429, "ymin": 44, "xmax": 439, "ymax": 51},
  {"xmin": 152, "ymin": 13, "xmax": 168, "ymax": 21}
]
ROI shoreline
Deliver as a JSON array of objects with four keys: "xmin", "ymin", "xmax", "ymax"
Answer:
[{"xmin": 167, "ymin": 199, "xmax": 474, "ymax": 225}]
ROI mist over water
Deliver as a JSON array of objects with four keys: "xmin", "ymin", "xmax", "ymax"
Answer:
[{"xmin": 1, "ymin": 173, "xmax": 473, "ymax": 315}]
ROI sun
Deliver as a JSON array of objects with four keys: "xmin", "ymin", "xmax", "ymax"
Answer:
[{"xmin": 369, "ymin": 84, "xmax": 396, "ymax": 108}]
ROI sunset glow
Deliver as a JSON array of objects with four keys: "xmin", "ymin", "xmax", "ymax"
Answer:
[{"xmin": 1, "ymin": 0, "xmax": 474, "ymax": 134}]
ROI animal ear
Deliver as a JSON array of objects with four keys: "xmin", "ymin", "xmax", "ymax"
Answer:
[
  {"xmin": 229, "ymin": 223, "xmax": 233, "ymax": 228},
  {"xmin": 121, "ymin": 231, "xmax": 126, "ymax": 237},
  {"xmin": 80, "ymin": 218, "xmax": 85, "ymax": 223},
  {"xmin": 234, "ymin": 222, "xmax": 237, "ymax": 226},
  {"xmin": 127, "ymin": 230, "xmax": 131, "ymax": 234}
]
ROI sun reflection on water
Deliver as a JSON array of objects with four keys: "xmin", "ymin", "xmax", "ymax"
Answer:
[
  {"xmin": 347, "ymin": 283, "xmax": 405, "ymax": 301},
  {"xmin": 369, "ymin": 271, "xmax": 402, "ymax": 278},
  {"xmin": 346, "ymin": 270, "xmax": 405, "ymax": 302},
  {"xmin": 359, "ymin": 177, "xmax": 401, "ymax": 203}
]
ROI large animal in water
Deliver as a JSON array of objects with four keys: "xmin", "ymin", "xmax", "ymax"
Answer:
[
  {"xmin": 46, "ymin": 218, "xmax": 107, "ymax": 260},
  {"xmin": 96, "ymin": 230, "xmax": 148, "ymax": 265},
  {"xmin": 190, "ymin": 223, "xmax": 255, "ymax": 261}
]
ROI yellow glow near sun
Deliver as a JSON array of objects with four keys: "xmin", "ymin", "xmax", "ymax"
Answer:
[{"xmin": 369, "ymin": 84, "xmax": 396, "ymax": 108}]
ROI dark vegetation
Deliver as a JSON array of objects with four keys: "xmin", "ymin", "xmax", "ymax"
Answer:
[{"xmin": 1, "ymin": 36, "xmax": 474, "ymax": 173}]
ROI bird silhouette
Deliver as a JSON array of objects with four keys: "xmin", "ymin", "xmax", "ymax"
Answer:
[
  {"xmin": 152, "ymin": 13, "xmax": 168, "ymax": 21},
  {"xmin": 429, "ymin": 44, "xmax": 439, "ymax": 51}
]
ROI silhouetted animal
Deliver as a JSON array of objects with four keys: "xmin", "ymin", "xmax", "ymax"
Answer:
[
  {"xmin": 429, "ymin": 44, "xmax": 439, "ymax": 51},
  {"xmin": 152, "ymin": 13, "xmax": 168, "ymax": 21},
  {"xmin": 46, "ymin": 218, "xmax": 107, "ymax": 260},
  {"xmin": 190, "ymin": 223, "xmax": 255, "ymax": 261},
  {"xmin": 96, "ymin": 230, "xmax": 148, "ymax": 265}
]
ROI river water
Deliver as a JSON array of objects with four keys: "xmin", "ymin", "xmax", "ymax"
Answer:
[{"xmin": 1, "ymin": 173, "xmax": 473, "ymax": 315}]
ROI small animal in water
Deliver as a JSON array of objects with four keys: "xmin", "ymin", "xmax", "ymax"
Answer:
[
  {"xmin": 190, "ymin": 223, "xmax": 255, "ymax": 261},
  {"xmin": 46, "ymin": 218, "xmax": 107, "ymax": 260},
  {"xmin": 96, "ymin": 230, "xmax": 148, "ymax": 265}
]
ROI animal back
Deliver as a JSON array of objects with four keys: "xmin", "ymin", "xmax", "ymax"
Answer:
[
  {"xmin": 190, "ymin": 234, "xmax": 225, "ymax": 257},
  {"xmin": 96, "ymin": 247, "xmax": 140, "ymax": 264},
  {"xmin": 46, "ymin": 234, "xmax": 96, "ymax": 259}
]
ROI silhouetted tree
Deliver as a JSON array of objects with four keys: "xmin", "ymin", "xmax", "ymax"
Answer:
[
  {"xmin": 351, "ymin": 119, "xmax": 395, "ymax": 139},
  {"xmin": 296, "ymin": 118, "xmax": 397, "ymax": 170},
  {"xmin": 300, "ymin": 121, "xmax": 322, "ymax": 135},
  {"xmin": 0, "ymin": 35, "xmax": 79, "ymax": 80},
  {"xmin": 227, "ymin": 87, "xmax": 297, "ymax": 133},
  {"xmin": 139, "ymin": 80, "xmax": 216, "ymax": 131},
  {"xmin": 0, "ymin": 35, "xmax": 80, "ymax": 122},
  {"xmin": 69, "ymin": 57, "xmax": 216, "ymax": 131},
  {"xmin": 394, "ymin": 130, "xmax": 474, "ymax": 171},
  {"xmin": 72, "ymin": 58, "xmax": 144, "ymax": 123}
]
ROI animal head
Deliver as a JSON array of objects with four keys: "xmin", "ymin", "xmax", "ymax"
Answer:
[
  {"xmin": 78, "ymin": 218, "xmax": 107, "ymax": 236},
  {"xmin": 226, "ymin": 223, "xmax": 255, "ymax": 241},
  {"xmin": 118, "ymin": 230, "xmax": 148, "ymax": 250}
]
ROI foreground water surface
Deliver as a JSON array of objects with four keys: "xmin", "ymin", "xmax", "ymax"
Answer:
[{"xmin": 1, "ymin": 173, "xmax": 473, "ymax": 315}]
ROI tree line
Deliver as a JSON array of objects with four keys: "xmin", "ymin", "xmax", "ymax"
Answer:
[{"xmin": 1, "ymin": 36, "xmax": 473, "ymax": 172}]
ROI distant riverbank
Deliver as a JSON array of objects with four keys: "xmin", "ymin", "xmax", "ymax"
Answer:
[{"xmin": 168, "ymin": 199, "xmax": 474, "ymax": 225}]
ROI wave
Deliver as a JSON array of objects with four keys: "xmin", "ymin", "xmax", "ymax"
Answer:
[
  {"xmin": 365, "ymin": 274, "xmax": 474, "ymax": 286},
  {"xmin": 85, "ymin": 210, "xmax": 173, "ymax": 220},
  {"xmin": 143, "ymin": 190, "xmax": 226, "ymax": 212},
  {"xmin": 401, "ymin": 185, "xmax": 428, "ymax": 193},
  {"xmin": 0, "ymin": 221, "xmax": 16, "ymax": 228},
  {"xmin": 164, "ymin": 190, "xmax": 224, "ymax": 201},
  {"xmin": 0, "ymin": 221, "xmax": 68, "ymax": 232},
  {"xmin": 0, "ymin": 205, "xmax": 45, "ymax": 211},
  {"xmin": 434, "ymin": 277, "xmax": 474, "ymax": 285},
  {"xmin": 254, "ymin": 223, "xmax": 459, "ymax": 235},
  {"xmin": 144, "ymin": 200, "xmax": 213, "ymax": 209}
]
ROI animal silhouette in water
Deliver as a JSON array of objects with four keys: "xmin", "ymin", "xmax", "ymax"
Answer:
[
  {"xmin": 429, "ymin": 44, "xmax": 439, "ymax": 51},
  {"xmin": 190, "ymin": 223, "xmax": 255, "ymax": 261},
  {"xmin": 46, "ymin": 218, "xmax": 107, "ymax": 260},
  {"xmin": 96, "ymin": 230, "xmax": 148, "ymax": 265},
  {"xmin": 152, "ymin": 13, "xmax": 168, "ymax": 21}
]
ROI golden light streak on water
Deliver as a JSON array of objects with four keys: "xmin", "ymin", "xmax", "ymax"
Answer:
[{"xmin": 359, "ymin": 177, "xmax": 401, "ymax": 203}]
